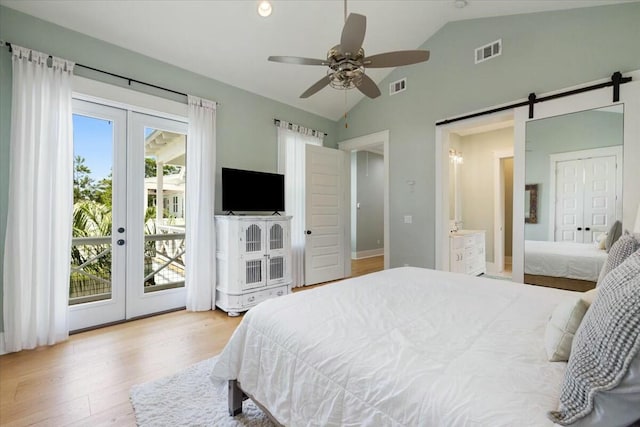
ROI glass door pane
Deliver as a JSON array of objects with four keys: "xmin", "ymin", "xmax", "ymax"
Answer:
[
  {"xmin": 70, "ymin": 114, "xmax": 114, "ymax": 304},
  {"xmin": 143, "ymin": 127, "xmax": 186, "ymax": 293}
]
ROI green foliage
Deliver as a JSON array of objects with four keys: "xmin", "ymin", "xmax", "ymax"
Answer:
[
  {"xmin": 73, "ymin": 155, "xmax": 97, "ymax": 201},
  {"xmin": 145, "ymin": 157, "xmax": 180, "ymax": 178}
]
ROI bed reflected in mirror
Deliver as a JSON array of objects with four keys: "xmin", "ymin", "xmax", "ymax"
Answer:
[{"xmin": 524, "ymin": 105, "xmax": 623, "ymax": 291}]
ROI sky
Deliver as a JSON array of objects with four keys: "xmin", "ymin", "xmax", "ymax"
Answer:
[{"xmin": 73, "ymin": 114, "xmax": 155, "ymax": 182}]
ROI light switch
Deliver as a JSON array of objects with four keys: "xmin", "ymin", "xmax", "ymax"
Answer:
[{"xmin": 404, "ymin": 215, "xmax": 412, "ymax": 224}]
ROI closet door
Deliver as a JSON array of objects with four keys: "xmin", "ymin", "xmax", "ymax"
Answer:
[
  {"xmin": 554, "ymin": 154, "xmax": 618, "ymax": 243},
  {"xmin": 555, "ymin": 159, "xmax": 585, "ymax": 242},
  {"xmin": 583, "ymin": 155, "xmax": 617, "ymax": 243}
]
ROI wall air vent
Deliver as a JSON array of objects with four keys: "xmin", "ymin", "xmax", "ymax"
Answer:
[
  {"xmin": 475, "ymin": 39, "xmax": 502, "ymax": 64},
  {"xmin": 389, "ymin": 78, "xmax": 407, "ymax": 95}
]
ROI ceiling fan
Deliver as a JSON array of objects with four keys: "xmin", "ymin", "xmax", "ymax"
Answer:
[{"xmin": 267, "ymin": 2, "xmax": 430, "ymax": 99}]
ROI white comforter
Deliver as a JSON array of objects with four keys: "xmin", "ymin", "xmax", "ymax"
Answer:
[
  {"xmin": 211, "ymin": 267, "xmax": 574, "ymax": 426},
  {"xmin": 525, "ymin": 240, "xmax": 608, "ymax": 282}
]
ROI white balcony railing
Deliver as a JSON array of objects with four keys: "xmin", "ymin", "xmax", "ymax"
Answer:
[{"xmin": 69, "ymin": 231, "xmax": 185, "ymax": 305}]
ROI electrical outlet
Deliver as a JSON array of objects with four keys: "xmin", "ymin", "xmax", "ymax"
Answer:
[{"xmin": 404, "ymin": 215, "xmax": 412, "ymax": 224}]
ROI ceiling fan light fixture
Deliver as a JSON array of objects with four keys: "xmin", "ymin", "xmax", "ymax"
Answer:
[
  {"xmin": 328, "ymin": 68, "xmax": 364, "ymax": 90},
  {"xmin": 257, "ymin": 0, "xmax": 272, "ymax": 17}
]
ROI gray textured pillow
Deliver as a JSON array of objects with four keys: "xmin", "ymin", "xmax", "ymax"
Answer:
[
  {"xmin": 548, "ymin": 249, "xmax": 640, "ymax": 426},
  {"xmin": 605, "ymin": 220, "xmax": 622, "ymax": 252},
  {"xmin": 597, "ymin": 233, "xmax": 640, "ymax": 287}
]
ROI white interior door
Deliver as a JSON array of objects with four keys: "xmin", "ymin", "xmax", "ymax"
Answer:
[
  {"xmin": 304, "ymin": 145, "xmax": 349, "ymax": 285},
  {"xmin": 555, "ymin": 159, "xmax": 585, "ymax": 242},
  {"xmin": 583, "ymin": 155, "xmax": 617, "ymax": 243},
  {"xmin": 552, "ymin": 148, "xmax": 621, "ymax": 243}
]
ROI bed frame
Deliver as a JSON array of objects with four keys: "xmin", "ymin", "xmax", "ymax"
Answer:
[
  {"xmin": 228, "ymin": 379, "xmax": 284, "ymax": 426},
  {"xmin": 524, "ymin": 274, "xmax": 596, "ymax": 292}
]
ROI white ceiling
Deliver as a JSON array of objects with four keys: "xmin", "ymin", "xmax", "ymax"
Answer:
[{"xmin": 1, "ymin": 0, "xmax": 633, "ymax": 120}]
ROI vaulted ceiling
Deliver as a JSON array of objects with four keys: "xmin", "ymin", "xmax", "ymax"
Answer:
[{"xmin": 1, "ymin": 0, "xmax": 632, "ymax": 120}]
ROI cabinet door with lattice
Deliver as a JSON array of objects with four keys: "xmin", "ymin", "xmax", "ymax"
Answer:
[
  {"xmin": 265, "ymin": 220, "xmax": 291, "ymax": 286},
  {"xmin": 239, "ymin": 221, "xmax": 267, "ymax": 290}
]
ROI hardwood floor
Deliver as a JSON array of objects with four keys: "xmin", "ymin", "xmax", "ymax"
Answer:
[{"xmin": 0, "ymin": 256, "xmax": 384, "ymax": 426}]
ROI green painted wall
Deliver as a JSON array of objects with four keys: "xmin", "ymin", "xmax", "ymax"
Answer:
[
  {"xmin": 355, "ymin": 151, "xmax": 384, "ymax": 253},
  {"xmin": 336, "ymin": 3, "xmax": 640, "ymax": 268},
  {"xmin": 0, "ymin": 5, "xmax": 338, "ymax": 333}
]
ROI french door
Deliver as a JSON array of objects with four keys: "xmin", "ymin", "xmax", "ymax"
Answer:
[
  {"xmin": 552, "ymin": 147, "xmax": 622, "ymax": 244},
  {"xmin": 69, "ymin": 99, "xmax": 188, "ymax": 331}
]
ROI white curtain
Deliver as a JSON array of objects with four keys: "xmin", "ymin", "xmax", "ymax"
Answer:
[
  {"xmin": 3, "ymin": 46, "xmax": 75, "ymax": 352},
  {"xmin": 185, "ymin": 96, "xmax": 217, "ymax": 310},
  {"xmin": 277, "ymin": 125, "xmax": 323, "ymax": 288}
]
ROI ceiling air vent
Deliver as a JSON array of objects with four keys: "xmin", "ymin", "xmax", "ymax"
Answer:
[
  {"xmin": 389, "ymin": 78, "xmax": 407, "ymax": 96},
  {"xmin": 475, "ymin": 39, "xmax": 502, "ymax": 64}
]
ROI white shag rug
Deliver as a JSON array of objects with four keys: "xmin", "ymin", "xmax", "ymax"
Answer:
[{"xmin": 130, "ymin": 357, "xmax": 274, "ymax": 427}]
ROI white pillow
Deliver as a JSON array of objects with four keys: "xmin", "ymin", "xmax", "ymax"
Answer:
[
  {"xmin": 545, "ymin": 297, "xmax": 589, "ymax": 362},
  {"xmin": 581, "ymin": 288, "xmax": 598, "ymax": 307}
]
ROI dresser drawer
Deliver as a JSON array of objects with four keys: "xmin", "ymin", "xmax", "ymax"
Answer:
[{"xmin": 241, "ymin": 285, "xmax": 289, "ymax": 308}]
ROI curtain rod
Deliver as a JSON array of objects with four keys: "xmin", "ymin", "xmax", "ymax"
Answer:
[
  {"xmin": 2, "ymin": 40, "xmax": 220, "ymax": 105},
  {"xmin": 274, "ymin": 118, "xmax": 328, "ymax": 136},
  {"xmin": 436, "ymin": 71, "xmax": 631, "ymax": 126}
]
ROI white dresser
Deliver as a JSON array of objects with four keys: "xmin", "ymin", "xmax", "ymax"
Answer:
[
  {"xmin": 215, "ymin": 215, "xmax": 292, "ymax": 316},
  {"xmin": 449, "ymin": 230, "xmax": 486, "ymax": 276}
]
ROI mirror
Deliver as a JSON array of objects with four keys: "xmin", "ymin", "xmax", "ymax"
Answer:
[
  {"xmin": 524, "ymin": 104, "xmax": 623, "ymax": 291},
  {"xmin": 524, "ymin": 184, "xmax": 538, "ymax": 223}
]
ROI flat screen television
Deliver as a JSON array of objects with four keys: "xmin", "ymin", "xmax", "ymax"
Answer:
[{"xmin": 222, "ymin": 167, "xmax": 285, "ymax": 213}]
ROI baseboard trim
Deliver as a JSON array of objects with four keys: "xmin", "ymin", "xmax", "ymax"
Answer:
[
  {"xmin": 351, "ymin": 248, "xmax": 384, "ymax": 260},
  {"xmin": 486, "ymin": 262, "xmax": 498, "ymax": 274}
]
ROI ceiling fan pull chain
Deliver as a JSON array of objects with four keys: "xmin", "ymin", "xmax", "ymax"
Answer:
[
  {"xmin": 344, "ymin": 90, "xmax": 348, "ymax": 128},
  {"xmin": 344, "ymin": 0, "xmax": 347, "ymax": 23}
]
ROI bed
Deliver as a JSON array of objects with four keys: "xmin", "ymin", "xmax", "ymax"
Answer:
[
  {"xmin": 524, "ymin": 240, "xmax": 608, "ymax": 291},
  {"xmin": 211, "ymin": 267, "xmax": 578, "ymax": 426}
]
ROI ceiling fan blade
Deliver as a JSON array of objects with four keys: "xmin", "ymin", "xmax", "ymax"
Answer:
[
  {"xmin": 268, "ymin": 56, "xmax": 328, "ymax": 66},
  {"xmin": 364, "ymin": 50, "xmax": 430, "ymax": 68},
  {"xmin": 340, "ymin": 13, "xmax": 366, "ymax": 55},
  {"xmin": 357, "ymin": 74, "xmax": 381, "ymax": 99},
  {"xmin": 300, "ymin": 75, "xmax": 332, "ymax": 98}
]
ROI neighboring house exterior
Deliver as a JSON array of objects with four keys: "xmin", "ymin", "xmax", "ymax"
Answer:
[{"xmin": 144, "ymin": 129, "xmax": 186, "ymax": 223}]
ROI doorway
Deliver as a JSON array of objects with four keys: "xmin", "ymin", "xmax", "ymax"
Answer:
[
  {"xmin": 338, "ymin": 130, "xmax": 390, "ymax": 271},
  {"xmin": 69, "ymin": 99, "xmax": 188, "ymax": 331},
  {"xmin": 435, "ymin": 113, "xmax": 514, "ymax": 274}
]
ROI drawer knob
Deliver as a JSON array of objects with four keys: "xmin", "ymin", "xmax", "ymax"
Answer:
[
  {"xmin": 248, "ymin": 296, "xmax": 255, "ymax": 302},
  {"xmin": 277, "ymin": 291, "xmax": 283, "ymax": 296}
]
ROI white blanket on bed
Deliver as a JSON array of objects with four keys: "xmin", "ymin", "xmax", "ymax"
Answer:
[
  {"xmin": 211, "ymin": 267, "xmax": 574, "ymax": 426},
  {"xmin": 525, "ymin": 240, "xmax": 608, "ymax": 282}
]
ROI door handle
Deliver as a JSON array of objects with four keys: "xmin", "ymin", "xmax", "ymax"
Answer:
[
  {"xmin": 585, "ymin": 227, "xmax": 591, "ymax": 231},
  {"xmin": 305, "ymin": 230, "xmax": 312, "ymax": 235},
  {"xmin": 577, "ymin": 227, "xmax": 582, "ymax": 231},
  {"xmin": 117, "ymin": 239, "xmax": 125, "ymax": 246},
  {"xmin": 117, "ymin": 227, "xmax": 125, "ymax": 233}
]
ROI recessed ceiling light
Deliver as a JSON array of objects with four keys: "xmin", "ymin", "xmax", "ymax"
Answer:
[
  {"xmin": 454, "ymin": 0, "xmax": 468, "ymax": 8},
  {"xmin": 258, "ymin": 0, "xmax": 273, "ymax": 17}
]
